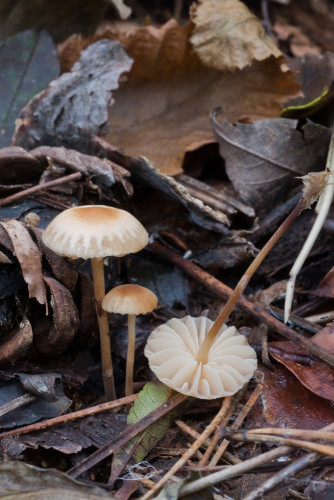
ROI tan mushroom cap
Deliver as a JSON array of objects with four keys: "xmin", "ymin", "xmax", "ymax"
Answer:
[
  {"xmin": 144, "ymin": 316, "xmax": 257, "ymax": 400},
  {"xmin": 42, "ymin": 205, "xmax": 149, "ymax": 259},
  {"xmin": 102, "ymin": 284, "xmax": 158, "ymax": 315}
]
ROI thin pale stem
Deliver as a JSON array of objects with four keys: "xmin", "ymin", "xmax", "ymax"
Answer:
[
  {"xmin": 91, "ymin": 257, "xmax": 116, "ymax": 401},
  {"xmin": 126, "ymin": 314, "xmax": 136, "ymax": 397},
  {"xmin": 197, "ymin": 200, "xmax": 305, "ymax": 363}
]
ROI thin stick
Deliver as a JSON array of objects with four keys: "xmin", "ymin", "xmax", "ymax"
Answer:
[
  {"xmin": 225, "ymin": 431, "xmax": 334, "ymax": 457},
  {"xmin": 209, "ymin": 383, "xmax": 262, "ymax": 467},
  {"xmin": 91, "ymin": 257, "xmax": 116, "ymax": 401},
  {"xmin": 68, "ymin": 392, "xmax": 187, "ymax": 479},
  {"xmin": 0, "ymin": 394, "xmax": 137, "ymax": 439},
  {"xmin": 141, "ymin": 396, "xmax": 232, "ymax": 500},
  {"xmin": 177, "ymin": 421, "xmax": 334, "ymax": 498},
  {"xmin": 0, "ymin": 172, "xmax": 82, "ymax": 207},
  {"xmin": 284, "ymin": 128, "xmax": 334, "ymax": 323},
  {"xmin": 244, "ymin": 427, "xmax": 334, "ymax": 441},
  {"xmin": 150, "ymin": 241, "xmax": 334, "ymax": 367},
  {"xmin": 0, "ymin": 393, "xmax": 35, "ymax": 418}
]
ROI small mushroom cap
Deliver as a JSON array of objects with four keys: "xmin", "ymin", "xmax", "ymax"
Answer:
[
  {"xmin": 42, "ymin": 205, "xmax": 148, "ymax": 259},
  {"xmin": 102, "ymin": 284, "xmax": 158, "ymax": 315},
  {"xmin": 145, "ymin": 316, "xmax": 257, "ymax": 400}
]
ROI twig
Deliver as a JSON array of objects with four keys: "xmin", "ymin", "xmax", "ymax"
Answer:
[
  {"xmin": 284, "ymin": 128, "xmax": 334, "ymax": 323},
  {"xmin": 305, "ymin": 310, "xmax": 334, "ymax": 324},
  {"xmin": 140, "ymin": 397, "xmax": 233, "ymax": 500},
  {"xmin": 224, "ymin": 431, "xmax": 334, "ymax": 457},
  {"xmin": 177, "ymin": 421, "xmax": 334, "ymax": 498},
  {"xmin": 0, "ymin": 393, "xmax": 137, "ymax": 439},
  {"xmin": 150, "ymin": 241, "xmax": 334, "ymax": 367},
  {"xmin": 0, "ymin": 393, "xmax": 36, "ymax": 418},
  {"xmin": 0, "ymin": 172, "xmax": 82, "ymax": 207},
  {"xmin": 245, "ymin": 427, "xmax": 334, "ymax": 441},
  {"xmin": 68, "ymin": 393, "xmax": 187, "ymax": 479},
  {"xmin": 209, "ymin": 383, "xmax": 263, "ymax": 467}
]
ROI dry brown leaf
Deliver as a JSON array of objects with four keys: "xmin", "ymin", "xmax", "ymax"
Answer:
[
  {"xmin": 190, "ymin": 0, "xmax": 282, "ymax": 71},
  {"xmin": 1, "ymin": 220, "xmax": 47, "ymax": 306},
  {"xmin": 58, "ymin": 19, "xmax": 301, "ymax": 176},
  {"xmin": 0, "ymin": 317, "xmax": 33, "ymax": 365}
]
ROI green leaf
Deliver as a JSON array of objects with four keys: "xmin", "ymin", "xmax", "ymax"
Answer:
[{"xmin": 110, "ymin": 381, "xmax": 177, "ymax": 482}]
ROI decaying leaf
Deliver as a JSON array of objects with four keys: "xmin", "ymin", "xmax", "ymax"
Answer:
[
  {"xmin": 13, "ymin": 39, "xmax": 133, "ymax": 151},
  {"xmin": 190, "ymin": 0, "xmax": 281, "ymax": 71},
  {"xmin": 253, "ymin": 364, "xmax": 334, "ymax": 429},
  {"xmin": 35, "ymin": 276, "xmax": 80, "ymax": 354},
  {"xmin": 0, "ymin": 317, "xmax": 33, "ymax": 365},
  {"xmin": 57, "ymin": 19, "xmax": 300, "ymax": 176},
  {"xmin": 0, "ymin": 30, "xmax": 59, "ymax": 148},
  {"xmin": 0, "ymin": 461, "xmax": 112, "ymax": 498},
  {"xmin": 0, "ymin": 220, "xmax": 47, "ymax": 305},
  {"xmin": 307, "ymin": 266, "xmax": 334, "ymax": 298},
  {"xmin": 111, "ymin": 382, "xmax": 176, "ymax": 482},
  {"xmin": 0, "ymin": 374, "xmax": 71, "ymax": 429},
  {"xmin": 269, "ymin": 340, "xmax": 334, "ymax": 402},
  {"xmin": 211, "ymin": 109, "xmax": 331, "ymax": 211}
]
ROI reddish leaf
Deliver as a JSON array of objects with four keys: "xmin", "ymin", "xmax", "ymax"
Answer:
[
  {"xmin": 307, "ymin": 266, "xmax": 334, "ymax": 298},
  {"xmin": 269, "ymin": 340, "xmax": 334, "ymax": 402}
]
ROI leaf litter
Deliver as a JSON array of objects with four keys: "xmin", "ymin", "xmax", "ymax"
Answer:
[{"xmin": 0, "ymin": 1, "xmax": 334, "ymax": 499}]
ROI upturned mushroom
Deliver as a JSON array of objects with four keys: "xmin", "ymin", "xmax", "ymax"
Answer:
[
  {"xmin": 144, "ymin": 316, "xmax": 257, "ymax": 399},
  {"xmin": 102, "ymin": 284, "xmax": 158, "ymax": 396},
  {"xmin": 42, "ymin": 205, "xmax": 149, "ymax": 401}
]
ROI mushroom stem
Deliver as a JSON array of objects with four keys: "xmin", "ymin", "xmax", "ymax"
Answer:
[
  {"xmin": 197, "ymin": 195, "xmax": 312, "ymax": 363},
  {"xmin": 125, "ymin": 314, "xmax": 136, "ymax": 397},
  {"xmin": 91, "ymin": 257, "xmax": 116, "ymax": 401}
]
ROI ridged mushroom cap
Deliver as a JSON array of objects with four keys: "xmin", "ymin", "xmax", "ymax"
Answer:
[
  {"xmin": 145, "ymin": 316, "xmax": 257, "ymax": 400},
  {"xmin": 102, "ymin": 284, "xmax": 158, "ymax": 315},
  {"xmin": 42, "ymin": 205, "xmax": 149, "ymax": 259}
]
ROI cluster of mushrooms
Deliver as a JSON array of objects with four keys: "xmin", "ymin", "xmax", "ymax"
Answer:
[{"xmin": 42, "ymin": 205, "xmax": 257, "ymax": 402}]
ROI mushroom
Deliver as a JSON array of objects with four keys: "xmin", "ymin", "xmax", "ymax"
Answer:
[
  {"xmin": 144, "ymin": 316, "xmax": 257, "ymax": 399},
  {"xmin": 42, "ymin": 205, "xmax": 149, "ymax": 401},
  {"xmin": 102, "ymin": 284, "xmax": 158, "ymax": 396}
]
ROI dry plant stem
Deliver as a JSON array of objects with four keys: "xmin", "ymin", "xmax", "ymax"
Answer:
[
  {"xmin": 199, "ymin": 396, "xmax": 233, "ymax": 466},
  {"xmin": 0, "ymin": 393, "xmax": 35, "ymax": 418},
  {"xmin": 150, "ymin": 242, "xmax": 334, "ymax": 367},
  {"xmin": 141, "ymin": 396, "xmax": 232, "ymax": 500},
  {"xmin": 247, "ymin": 427, "xmax": 334, "ymax": 440},
  {"xmin": 0, "ymin": 394, "xmax": 137, "ymax": 439},
  {"xmin": 284, "ymin": 128, "xmax": 334, "ymax": 323},
  {"xmin": 178, "ymin": 446, "xmax": 293, "ymax": 498},
  {"xmin": 245, "ymin": 454, "xmax": 320, "ymax": 500},
  {"xmin": 0, "ymin": 172, "xmax": 82, "ymax": 207},
  {"xmin": 226, "ymin": 432, "xmax": 334, "ymax": 457},
  {"xmin": 126, "ymin": 314, "xmax": 136, "ymax": 397},
  {"xmin": 68, "ymin": 392, "xmax": 188, "ymax": 479},
  {"xmin": 91, "ymin": 257, "xmax": 116, "ymax": 401},
  {"xmin": 209, "ymin": 383, "xmax": 262, "ymax": 467},
  {"xmin": 198, "ymin": 199, "xmax": 307, "ymax": 362}
]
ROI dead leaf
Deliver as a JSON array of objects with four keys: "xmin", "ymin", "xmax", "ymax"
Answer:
[
  {"xmin": 269, "ymin": 340, "xmax": 334, "ymax": 402},
  {"xmin": 13, "ymin": 39, "xmax": 133, "ymax": 152},
  {"xmin": 307, "ymin": 266, "xmax": 334, "ymax": 298},
  {"xmin": 190, "ymin": 0, "xmax": 282, "ymax": 71},
  {"xmin": 251, "ymin": 364, "xmax": 334, "ymax": 429},
  {"xmin": 273, "ymin": 21, "xmax": 321, "ymax": 58},
  {"xmin": 0, "ymin": 461, "xmax": 112, "ymax": 498},
  {"xmin": 211, "ymin": 109, "xmax": 331, "ymax": 211},
  {"xmin": 57, "ymin": 20, "xmax": 300, "ymax": 176},
  {"xmin": 0, "ymin": 147, "xmax": 42, "ymax": 184},
  {"xmin": 0, "ymin": 317, "xmax": 33, "ymax": 365},
  {"xmin": 0, "ymin": 220, "xmax": 47, "ymax": 305},
  {"xmin": 0, "ymin": 375, "xmax": 71, "ymax": 429},
  {"xmin": 311, "ymin": 322, "xmax": 334, "ymax": 353},
  {"xmin": 0, "ymin": 30, "xmax": 59, "ymax": 148},
  {"xmin": 35, "ymin": 277, "xmax": 79, "ymax": 354},
  {"xmin": 34, "ymin": 228, "xmax": 78, "ymax": 293}
]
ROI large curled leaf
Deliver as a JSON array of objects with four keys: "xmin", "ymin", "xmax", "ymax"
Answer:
[
  {"xmin": 111, "ymin": 381, "xmax": 176, "ymax": 482},
  {"xmin": 211, "ymin": 109, "xmax": 331, "ymax": 212},
  {"xmin": 190, "ymin": 0, "xmax": 281, "ymax": 71},
  {"xmin": 57, "ymin": 19, "xmax": 300, "ymax": 176}
]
